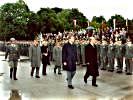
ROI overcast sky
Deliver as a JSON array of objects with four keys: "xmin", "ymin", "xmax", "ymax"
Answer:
[{"xmin": 0, "ymin": 0, "xmax": 132, "ymax": 20}]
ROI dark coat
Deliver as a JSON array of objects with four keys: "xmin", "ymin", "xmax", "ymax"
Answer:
[
  {"xmin": 62, "ymin": 42, "xmax": 77, "ymax": 71},
  {"xmin": 85, "ymin": 43, "xmax": 99, "ymax": 76},
  {"xmin": 41, "ymin": 45, "xmax": 50, "ymax": 65}
]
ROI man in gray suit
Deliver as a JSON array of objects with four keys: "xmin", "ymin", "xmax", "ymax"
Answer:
[{"xmin": 29, "ymin": 38, "xmax": 41, "ymax": 78}]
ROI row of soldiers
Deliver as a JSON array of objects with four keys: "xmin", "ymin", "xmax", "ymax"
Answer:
[
  {"xmin": 40, "ymin": 35, "xmax": 133, "ymax": 75},
  {"xmin": 4, "ymin": 35, "xmax": 133, "ymax": 76},
  {"xmin": 52, "ymin": 36, "xmax": 133, "ymax": 75}
]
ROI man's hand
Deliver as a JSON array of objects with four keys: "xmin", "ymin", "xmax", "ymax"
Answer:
[
  {"xmin": 43, "ymin": 53, "xmax": 48, "ymax": 56},
  {"xmin": 86, "ymin": 62, "xmax": 90, "ymax": 65},
  {"xmin": 63, "ymin": 62, "xmax": 67, "ymax": 66}
]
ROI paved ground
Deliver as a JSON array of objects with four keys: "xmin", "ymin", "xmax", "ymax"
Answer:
[{"xmin": 0, "ymin": 51, "xmax": 133, "ymax": 100}]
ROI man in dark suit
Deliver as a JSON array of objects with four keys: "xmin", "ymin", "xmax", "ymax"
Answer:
[
  {"xmin": 62, "ymin": 34, "xmax": 77, "ymax": 89},
  {"xmin": 84, "ymin": 37, "xmax": 99, "ymax": 87}
]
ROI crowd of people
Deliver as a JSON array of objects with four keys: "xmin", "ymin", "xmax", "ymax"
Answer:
[{"xmin": 4, "ymin": 27, "xmax": 133, "ymax": 89}]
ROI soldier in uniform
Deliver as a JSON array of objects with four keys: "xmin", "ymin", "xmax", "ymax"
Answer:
[
  {"xmin": 48, "ymin": 39, "xmax": 55, "ymax": 61},
  {"xmin": 95, "ymin": 40, "xmax": 101, "ymax": 68},
  {"xmin": 75, "ymin": 39, "xmax": 81, "ymax": 65},
  {"xmin": 5, "ymin": 38, "xmax": 20, "ymax": 80},
  {"xmin": 81, "ymin": 39, "xmax": 88, "ymax": 66},
  {"xmin": 100, "ymin": 39, "xmax": 108, "ymax": 70},
  {"xmin": 115, "ymin": 38, "xmax": 126, "ymax": 73},
  {"xmin": 125, "ymin": 39, "xmax": 133, "ymax": 75},
  {"xmin": 107, "ymin": 39, "xmax": 115, "ymax": 72}
]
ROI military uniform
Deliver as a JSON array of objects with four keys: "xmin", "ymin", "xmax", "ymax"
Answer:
[
  {"xmin": 81, "ymin": 41, "xmax": 88, "ymax": 66},
  {"xmin": 5, "ymin": 38, "xmax": 20, "ymax": 80},
  {"xmin": 125, "ymin": 42, "xmax": 133, "ymax": 75},
  {"xmin": 48, "ymin": 41, "xmax": 55, "ymax": 61},
  {"xmin": 96, "ymin": 42, "xmax": 101, "ymax": 68},
  {"xmin": 75, "ymin": 41, "xmax": 81, "ymax": 65},
  {"xmin": 107, "ymin": 43, "xmax": 115, "ymax": 71},
  {"xmin": 100, "ymin": 42, "xmax": 108, "ymax": 70},
  {"xmin": 115, "ymin": 41, "xmax": 126, "ymax": 73}
]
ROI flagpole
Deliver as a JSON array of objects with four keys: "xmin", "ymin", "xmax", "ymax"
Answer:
[{"xmin": 113, "ymin": 19, "xmax": 116, "ymax": 30}]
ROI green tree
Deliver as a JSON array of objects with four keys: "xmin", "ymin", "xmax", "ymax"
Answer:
[
  {"xmin": 37, "ymin": 8, "xmax": 58, "ymax": 34},
  {"xmin": 51, "ymin": 7, "xmax": 62, "ymax": 14},
  {"xmin": 107, "ymin": 14, "xmax": 126, "ymax": 29},
  {"xmin": 0, "ymin": 0, "xmax": 30, "ymax": 40},
  {"xmin": 68, "ymin": 8, "xmax": 88, "ymax": 31},
  {"xmin": 26, "ymin": 12, "xmax": 40, "ymax": 40},
  {"xmin": 57, "ymin": 9, "xmax": 72, "ymax": 31},
  {"xmin": 90, "ymin": 16, "xmax": 106, "ymax": 29}
]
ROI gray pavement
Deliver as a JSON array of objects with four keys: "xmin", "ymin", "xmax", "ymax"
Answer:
[{"xmin": 0, "ymin": 51, "xmax": 133, "ymax": 100}]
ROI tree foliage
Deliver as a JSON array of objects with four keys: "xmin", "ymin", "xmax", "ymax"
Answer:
[
  {"xmin": 0, "ymin": 0, "xmax": 30, "ymax": 40},
  {"xmin": 107, "ymin": 14, "xmax": 126, "ymax": 29},
  {"xmin": 0, "ymin": 0, "xmax": 130, "ymax": 40},
  {"xmin": 90, "ymin": 16, "xmax": 106, "ymax": 29}
]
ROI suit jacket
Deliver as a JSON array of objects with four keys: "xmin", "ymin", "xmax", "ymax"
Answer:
[
  {"xmin": 85, "ymin": 43, "xmax": 99, "ymax": 76},
  {"xmin": 41, "ymin": 45, "xmax": 50, "ymax": 65},
  {"xmin": 62, "ymin": 42, "xmax": 77, "ymax": 71}
]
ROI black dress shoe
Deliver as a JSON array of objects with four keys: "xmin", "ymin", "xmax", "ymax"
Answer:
[
  {"xmin": 126, "ymin": 73, "xmax": 132, "ymax": 75},
  {"xmin": 58, "ymin": 73, "xmax": 62, "ymax": 75},
  {"xmin": 92, "ymin": 84, "xmax": 98, "ymax": 87},
  {"xmin": 10, "ymin": 76, "xmax": 12, "ymax": 80},
  {"xmin": 101, "ymin": 68, "xmax": 106, "ymax": 70},
  {"xmin": 42, "ymin": 73, "xmax": 47, "ymax": 76},
  {"xmin": 108, "ymin": 70, "xmax": 114, "ymax": 72},
  {"xmin": 36, "ymin": 76, "xmax": 40, "ymax": 78},
  {"xmin": 84, "ymin": 77, "xmax": 87, "ymax": 84},
  {"xmin": 68, "ymin": 85, "xmax": 74, "ymax": 89},
  {"xmin": 116, "ymin": 71, "xmax": 122, "ymax": 73},
  {"xmin": 14, "ymin": 78, "xmax": 18, "ymax": 80}
]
